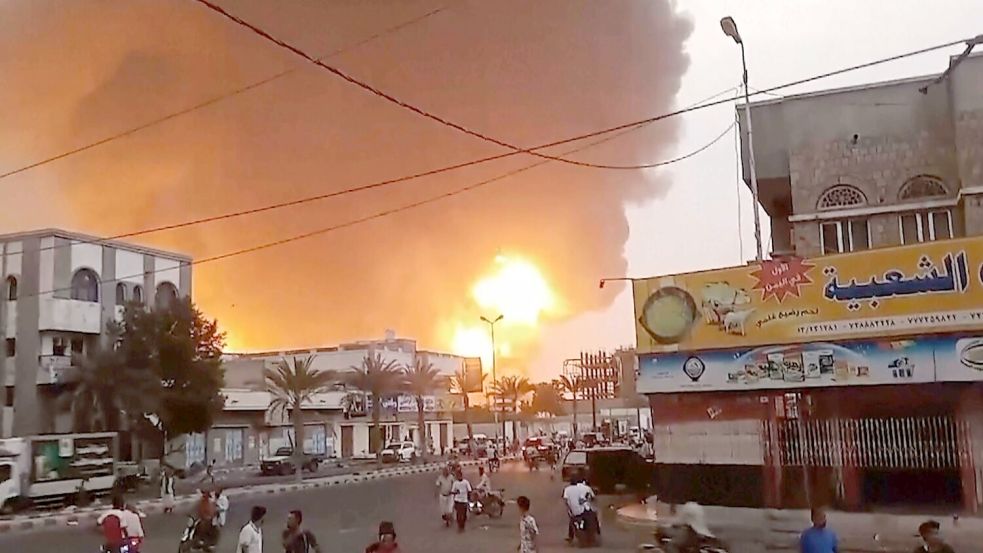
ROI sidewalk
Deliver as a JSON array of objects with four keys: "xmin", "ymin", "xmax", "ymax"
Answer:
[
  {"xmin": 618, "ymin": 501, "xmax": 983, "ymax": 553},
  {"xmin": 0, "ymin": 459, "xmax": 485, "ymax": 535}
]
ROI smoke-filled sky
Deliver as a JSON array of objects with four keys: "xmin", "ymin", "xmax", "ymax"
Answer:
[{"xmin": 0, "ymin": 0, "xmax": 690, "ymax": 375}]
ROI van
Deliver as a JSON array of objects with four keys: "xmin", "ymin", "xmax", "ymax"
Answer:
[{"xmin": 561, "ymin": 446, "xmax": 651, "ymax": 494}]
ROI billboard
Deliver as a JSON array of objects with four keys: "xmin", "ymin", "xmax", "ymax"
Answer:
[
  {"xmin": 463, "ymin": 357, "xmax": 485, "ymax": 393},
  {"xmin": 638, "ymin": 334, "xmax": 983, "ymax": 393},
  {"xmin": 633, "ymin": 236, "xmax": 983, "ymax": 355}
]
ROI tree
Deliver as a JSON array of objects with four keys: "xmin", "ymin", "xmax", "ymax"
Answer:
[
  {"xmin": 347, "ymin": 353, "xmax": 404, "ymax": 463},
  {"xmin": 557, "ymin": 375, "xmax": 588, "ymax": 439},
  {"xmin": 402, "ymin": 359, "xmax": 443, "ymax": 458},
  {"xmin": 492, "ymin": 375, "xmax": 534, "ymax": 441},
  {"xmin": 265, "ymin": 355, "xmax": 337, "ymax": 481},
  {"xmin": 528, "ymin": 382, "xmax": 564, "ymax": 417},
  {"xmin": 450, "ymin": 367, "xmax": 487, "ymax": 445},
  {"xmin": 117, "ymin": 297, "xmax": 226, "ymax": 462}
]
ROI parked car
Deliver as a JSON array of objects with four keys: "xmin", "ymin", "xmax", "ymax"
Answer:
[
  {"xmin": 260, "ymin": 447, "xmax": 322, "ymax": 476},
  {"xmin": 579, "ymin": 432, "xmax": 608, "ymax": 448},
  {"xmin": 561, "ymin": 446, "xmax": 652, "ymax": 494},
  {"xmin": 522, "ymin": 437, "xmax": 557, "ymax": 461},
  {"xmin": 379, "ymin": 441, "xmax": 419, "ymax": 463}
]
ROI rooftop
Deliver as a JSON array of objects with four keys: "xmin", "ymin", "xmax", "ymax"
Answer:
[{"xmin": 0, "ymin": 228, "xmax": 192, "ymax": 261}]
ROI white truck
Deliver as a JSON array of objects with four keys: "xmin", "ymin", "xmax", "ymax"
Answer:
[{"xmin": 0, "ymin": 432, "xmax": 118, "ymax": 514}]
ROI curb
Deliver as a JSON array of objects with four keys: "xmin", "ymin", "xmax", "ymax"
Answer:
[{"xmin": 0, "ymin": 459, "xmax": 485, "ymax": 535}]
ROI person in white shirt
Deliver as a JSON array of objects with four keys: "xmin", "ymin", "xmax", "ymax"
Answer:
[
  {"xmin": 435, "ymin": 466, "xmax": 455, "ymax": 527},
  {"xmin": 238, "ymin": 505, "xmax": 266, "ymax": 553},
  {"xmin": 562, "ymin": 473, "xmax": 595, "ymax": 543},
  {"xmin": 450, "ymin": 470, "xmax": 473, "ymax": 532},
  {"xmin": 122, "ymin": 503, "xmax": 145, "ymax": 539},
  {"xmin": 214, "ymin": 488, "xmax": 230, "ymax": 528},
  {"xmin": 476, "ymin": 466, "xmax": 492, "ymax": 495}
]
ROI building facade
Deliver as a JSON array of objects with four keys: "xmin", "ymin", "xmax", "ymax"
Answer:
[
  {"xmin": 0, "ymin": 229, "xmax": 191, "ymax": 437},
  {"xmin": 637, "ymin": 52, "xmax": 983, "ymax": 513}
]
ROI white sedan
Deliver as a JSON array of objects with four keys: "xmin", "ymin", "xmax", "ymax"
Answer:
[{"xmin": 379, "ymin": 441, "xmax": 419, "ymax": 463}]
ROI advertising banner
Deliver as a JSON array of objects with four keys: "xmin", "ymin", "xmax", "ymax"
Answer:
[
  {"xmin": 638, "ymin": 334, "xmax": 983, "ymax": 393},
  {"xmin": 633, "ymin": 236, "xmax": 983, "ymax": 355}
]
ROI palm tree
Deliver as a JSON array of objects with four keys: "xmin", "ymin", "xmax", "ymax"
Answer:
[
  {"xmin": 403, "ymin": 359, "xmax": 443, "ymax": 459},
  {"xmin": 450, "ymin": 367, "xmax": 487, "ymax": 447},
  {"xmin": 347, "ymin": 353, "xmax": 404, "ymax": 463},
  {"xmin": 493, "ymin": 375, "xmax": 534, "ymax": 442},
  {"xmin": 264, "ymin": 355, "xmax": 337, "ymax": 481},
  {"xmin": 557, "ymin": 375, "xmax": 588, "ymax": 440}
]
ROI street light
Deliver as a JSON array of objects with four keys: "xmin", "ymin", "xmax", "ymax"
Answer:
[
  {"xmin": 721, "ymin": 15, "xmax": 764, "ymax": 263},
  {"xmin": 598, "ymin": 277, "xmax": 636, "ymax": 289},
  {"xmin": 480, "ymin": 314, "xmax": 505, "ymax": 446}
]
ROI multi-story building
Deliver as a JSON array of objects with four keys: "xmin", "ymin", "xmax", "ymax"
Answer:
[
  {"xmin": 209, "ymin": 331, "xmax": 463, "ymax": 468},
  {"xmin": 636, "ymin": 52, "xmax": 983, "ymax": 513},
  {"xmin": 0, "ymin": 229, "xmax": 191, "ymax": 437}
]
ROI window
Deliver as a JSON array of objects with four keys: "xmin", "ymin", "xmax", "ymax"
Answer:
[
  {"xmin": 820, "ymin": 219, "xmax": 870, "ymax": 254},
  {"xmin": 70, "ymin": 268, "xmax": 100, "ymax": 302},
  {"xmin": 155, "ymin": 282, "xmax": 178, "ymax": 310},
  {"xmin": 0, "ymin": 464, "xmax": 10, "ymax": 484},
  {"xmin": 817, "ymin": 185, "xmax": 867, "ymax": 210},
  {"xmin": 899, "ymin": 175, "xmax": 948, "ymax": 201},
  {"xmin": 5, "ymin": 276, "xmax": 16, "ymax": 301},
  {"xmin": 115, "ymin": 282, "xmax": 127, "ymax": 305},
  {"xmin": 70, "ymin": 338, "xmax": 84, "ymax": 355},
  {"xmin": 53, "ymin": 337, "xmax": 67, "ymax": 356},
  {"xmin": 900, "ymin": 210, "xmax": 953, "ymax": 244},
  {"xmin": 4, "ymin": 338, "xmax": 14, "ymax": 358},
  {"xmin": 133, "ymin": 285, "xmax": 143, "ymax": 304}
]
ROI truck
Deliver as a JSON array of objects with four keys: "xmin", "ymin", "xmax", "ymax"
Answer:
[
  {"xmin": 259, "ymin": 447, "xmax": 324, "ymax": 476},
  {"xmin": 0, "ymin": 432, "xmax": 119, "ymax": 514}
]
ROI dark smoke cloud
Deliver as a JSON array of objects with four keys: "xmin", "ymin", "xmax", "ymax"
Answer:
[{"xmin": 0, "ymin": 0, "xmax": 691, "ymax": 368}]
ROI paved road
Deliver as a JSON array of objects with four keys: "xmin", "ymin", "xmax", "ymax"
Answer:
[{"xmin": 0, "ymin": 463, "xmax": 648, "ymax": 553}]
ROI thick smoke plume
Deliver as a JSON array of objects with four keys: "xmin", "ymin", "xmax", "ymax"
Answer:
[{"xmin": 0, "ymin": 0, "xmax": 691, "ymax": 371}]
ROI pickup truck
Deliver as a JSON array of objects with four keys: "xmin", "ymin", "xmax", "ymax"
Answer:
[{"xmin": 260, "ymin": 447, "xmax": 323, "ymax": 476}]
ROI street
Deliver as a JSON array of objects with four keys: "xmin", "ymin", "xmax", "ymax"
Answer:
[{"xmin": 0, "ymin": 463, "xmax": 644, "ymax": 553}]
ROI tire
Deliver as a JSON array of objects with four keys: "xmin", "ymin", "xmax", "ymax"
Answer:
[
  {"xmin": 486, "ymin": 498, "xmax": 504, "ymax": 519},
  {"xmin": 177, "ymin": 540, "xmax": 192, "ymax": 553},
  {"xmin": 0, "ymin": 499, "xmax": 15, "ymax": 516}
]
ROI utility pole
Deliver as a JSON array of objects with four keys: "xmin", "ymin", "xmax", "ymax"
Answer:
[{"xmin": 480, "ymin": 315, "xmax": 504, "ymax": 445}]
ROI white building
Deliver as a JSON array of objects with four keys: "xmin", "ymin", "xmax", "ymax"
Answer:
[{"xmin": 0, "ymin": 229, "xmax": 191, "ymax": 437}]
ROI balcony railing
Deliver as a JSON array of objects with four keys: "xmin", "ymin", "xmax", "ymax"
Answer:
[{"xmin": 39, "ymin": 355, "xmax": 74, "ymax": 384}]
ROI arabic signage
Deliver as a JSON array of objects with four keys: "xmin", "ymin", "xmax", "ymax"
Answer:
[
  {"xmin": 365, "ymin": 394, "xmax": 464, "ymax": 413},
  {"xmin": 638, "ymin": 334, "xmax": 983, "ymax": 394},
  {"xmin": 633, "ymin": 236, "xmax": 983, "ymax": 355}
]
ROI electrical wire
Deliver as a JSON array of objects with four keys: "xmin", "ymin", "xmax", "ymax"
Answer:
[
  {"xmin": 26, "ymin": 119, "xmax": 737, "ymax": 298},
  {"xmin": 0, "ymin": 5, "xmax": 450, "ymax": 181}
]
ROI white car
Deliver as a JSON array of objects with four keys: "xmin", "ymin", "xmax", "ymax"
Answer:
[{"xmin": 379, "ymin": 441, "xmax": 419, "ymax": 463}]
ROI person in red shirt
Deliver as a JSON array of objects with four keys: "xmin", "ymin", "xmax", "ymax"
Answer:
[
  {"xmin": 195, "ymin": 489, "xmax": 217, "ymax": 545},
  {"xmin": 365, "ymin": 521, "xmax": 401, "ymax": 553},
  {"xmin": 97, "ymin": 495, "xmax": 127, "ymax": 553}
]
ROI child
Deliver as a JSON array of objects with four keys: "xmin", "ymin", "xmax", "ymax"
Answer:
[
  {"xmin": 366, "ymin": 521, "xmax": 401, "ymax": 553},
  {"xmin": 517, "ymin": 495, "xmax": 539, "ymax": 553}
]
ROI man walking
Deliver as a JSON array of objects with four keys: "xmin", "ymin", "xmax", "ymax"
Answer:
[
  {"xmin": 282, "ymin": 509, "xmax": 322, "ymax": 553},
  {"xmin": 450, "ymin": 469, "xmax": 473, "ymax": 532},
  {"xmin": 914, "ymin": 520, "xmax": 955, "ymax": 553},
  {"xmin": 435, "ymin": 466, "xmax": 455, "ymax": 527},
  {"xmin": 800, "ymin": 507, "xmax": 838, "ymax": 553},
  {"xmin": 238, "ymin": 505, "xmax": 266, "ymax": 553}
]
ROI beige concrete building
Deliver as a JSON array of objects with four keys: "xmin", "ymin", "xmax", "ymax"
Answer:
[{"xmin": 742, "ymin": 51, "xmax": 983, "ymax": 256}]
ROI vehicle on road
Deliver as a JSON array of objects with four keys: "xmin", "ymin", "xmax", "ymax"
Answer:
[
  {"xmin": 177, "ymin": 516, "xmax": 217, "ymax": 553},
  {"xmin": 0, "ymin": 432, "xmax": 118, "ymax": 514},
  {"xmin": 379, "ymin": 441, "xmax": 419, "ymax": 463},
  {"xmin": 572, "ymin": 509, "xmax": 601, "ymax": 548},
  {"xmin": 580, "ymin": 432, "xmax": 608, "ymax": 449},
  {"xmin": 522, "ymin": 437, "xmax": 557, "ymax": 462},
  {"xmin": 562, "ymin": 446, "xmax": 652, "ymax": 494},
  {"xmin": 259, "ymin": 447, "xmax": 323, "ymax": 476},
  {"xmin": 468, "ymin": 488, "xmax": 505, "ymax": 518}
]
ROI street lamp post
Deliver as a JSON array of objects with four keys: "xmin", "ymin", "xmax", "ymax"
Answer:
[
  {"xmin": 480, "ymin": 314, "xmax": 505, "ymax": 446},
  {"xmin": 721, "ymin": 16, "xmax": 764, "ymax": 263}
]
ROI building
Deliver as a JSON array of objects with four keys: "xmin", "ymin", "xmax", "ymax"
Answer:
[
  {"xmin": 209, "ymin": 331, "xmax": 462, "ymax": 468},
  {"xmin": 636, "ymin": 51, "xmax": 983, "ymax": 513},
  {"xmin": 0, "ymin": 229, "xmax": 191, "ymax": 437}
]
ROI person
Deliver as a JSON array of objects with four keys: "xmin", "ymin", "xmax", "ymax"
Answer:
[
  {"xmin": 435, "ymin": 466, "xmax": 455, "ymax": 527},
  {"xmin": 450, "ymin": 469, "xmax": 473, "ymax": 532},
  {"xmin": 96, "ymin": 495, "xmax": 128, "ymax": 553},
  {"xmin": 195, "ymin": 488, "xmax": 217, "ymax": 545},
  {"xmin": 914, "ymin": 520, "xmax": 955, "ymax": 553},
  {"xmin": 800, "ymin": 506, "xmax": 838, "ymax": 553},
  {"xmin": 202, "ymin": 459, "xmax": 217, "ymax": 485},
  {"xmin": 476, "ymin": 466, "xmax": 492, "ymax": 496},
  {"xmin": 160, "ymin": 467, "xmax": 176, "ymax": 514},
  {"xmin": 238, "ymin": 505, "xmax": 266, "ymax": 553},
  {"xmin": 516, "ymin": 496, "xmax": 539, "ymax": 553},
  {"xmin": 122, "ymin": 502, "xmax": 145, "ymax": 550},
  {"xmin": 671, "ymin": 502, "xmax": 728, "ymax": 553},
  {"xmin": 282, "ymin": 509, "xmax": 322, "ymax": 553},
  {"xmin": 366, "ymin": 521, "xmax": 402, "ymax": 553},
  {"xmin": 215, "ymin": 488, "xmax": 230, "ymax": 528},
  {"xmin": 562, "ymin": 472, "xmax": 595, "ymax": 543}
]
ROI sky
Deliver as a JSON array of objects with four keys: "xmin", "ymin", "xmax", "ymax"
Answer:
[{"xmin": 1, "ymin": 1, "xmax": 981, "ymax": 383}]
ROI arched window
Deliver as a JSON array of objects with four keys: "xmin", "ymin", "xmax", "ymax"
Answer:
[
  {"xmin": 817, "ymin": 185, "xmax": 867, "ymax": 210},
  {"xmin": 155, "ymin": 282, "xmax": 178, "ymax": 310},
  {"xmin": 5, "ymin": 276, "xmax": 16, "ymax": 301},
  {"xmin": 133, "ymin": 285, "xmax": 144, "ymax": 304},
  {"xmin": 70, "ymin": 269, "xmax": 100, "ymax": 302},
  {"xmin": 115, "ymin": 282, "xmax": 127, "ymax": 305},
  {"xmin": 899, "ymin": 175, "xmax": 948, "ymax": 201}
]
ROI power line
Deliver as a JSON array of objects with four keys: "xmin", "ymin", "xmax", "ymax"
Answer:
[
  {"xmin": 15, "ymin": 36, "xmax": 973, "ymax": 254},
  {"xmin": 0, "ymin": 5, "xmax": 450, "ymax": 181},
  {"xmin": 28, "ymin": 117, "xmax": 736, "ymax": 299}
]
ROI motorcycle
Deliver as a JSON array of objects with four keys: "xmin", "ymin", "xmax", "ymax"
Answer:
[
  {"xmin": 638, "ymin": 524, "xmax": 729, "ymax": 553},
  {"xmin": 468, "ymin": 489, "xmax": 505, "ymax": 519},
  {"xmin": 177, "ymin": 517, "xmax": 217, "ymax": 553},
  {"xmin": 572, "ymin": 510, "xmax": 601, "ymax": 548},
  {"xmin": 100, "ymin": 538, "xmax": 142, "ymax": 553}
]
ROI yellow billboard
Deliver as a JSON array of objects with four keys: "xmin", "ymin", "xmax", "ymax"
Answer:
[{"xmin": 633, "ymin": 236, "xmax": 983, "ymax": 354}]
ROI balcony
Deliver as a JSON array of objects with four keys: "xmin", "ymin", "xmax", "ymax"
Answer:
[
  {"xmin": 38, "ymin": 355, "xmax": 74, "ymax": 384},
  {"xmin": 38, "ymin": 298, "xmax": 102, "ymax": 334}
]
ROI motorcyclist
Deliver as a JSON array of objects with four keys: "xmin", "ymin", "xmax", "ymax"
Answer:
[
  {"xmin": 562, "ymin": 471, "xmax": 596, "ymax": 544},
  {"xmin": 475, "ymin": 466, "xmax": 492, "ymax": 505},
  {"xmin": 96, "ymin": 495, "xmax": 127, "ymax": 553},
  {"xmin": 666, "ymin": 502, "xmax": 728, "ymax": 553},
  {"xmin": 194, "ymin": 488, "xmax": 218, "ymax": 546}
]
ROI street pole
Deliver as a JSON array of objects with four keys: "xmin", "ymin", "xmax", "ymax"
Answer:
[
  {"xmin": 481, "ymin": 315, "xmax": 504, "ymax": 448},
  {"xmin": 740, "ymin": 41, "xmax": 764, "ymax": 263}
]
